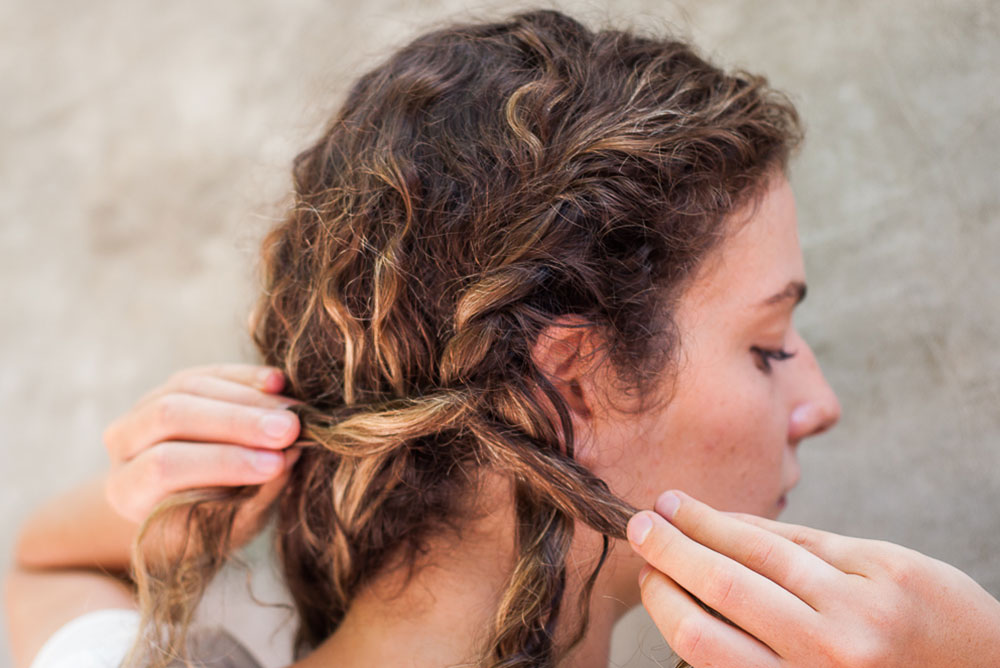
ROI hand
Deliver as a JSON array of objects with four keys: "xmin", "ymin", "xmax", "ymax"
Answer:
[
  {"xmin": 103, "ymin": 364, "xmax": 302, "ymax": 552},
  {"xmin": 627, "ymin": 490, "xmax": 1000, "ymax": 668}
]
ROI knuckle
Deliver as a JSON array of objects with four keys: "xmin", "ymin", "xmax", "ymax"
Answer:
[
  {"xmin": 876, "ymin": 544, "xmax": 921, "ymax": 586},
  {"xmin": 702, "ymin": 565, "xmax": 737, "ymax": 609},
  {"xmin": 146, "ymin": 445, "xmax": 174, "ymax": 487},
  {"xmin": 885, "ymin": 561, "xmax": 915, "ymax": 588},
  {"xmin": 175, "ymin": 373, "xmax": 207, "ymax": 396},
  {"xmin": 788, "ymin": 525, "xmax": 814, "ymax": 549},
  {"xmin": 670, "ymin": 614, "xmax": 705, "ymax": 662},
  {"xmin": 743, "ymin": 533, "xmax": 776, "ymax": 572},
  {"xmin": 152, "ymin": 393, "xmax": 185, "ymax": 432}
]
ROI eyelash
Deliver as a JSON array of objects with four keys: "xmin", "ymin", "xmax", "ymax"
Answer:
[{"xmin": 750, "ymin": 346, "xmax": 797, "ymax": 373}]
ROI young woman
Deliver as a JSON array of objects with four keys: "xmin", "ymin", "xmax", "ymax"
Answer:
[{"xmin": 9, "ymin": 9, "xmax": 1000, "ymax": 668}]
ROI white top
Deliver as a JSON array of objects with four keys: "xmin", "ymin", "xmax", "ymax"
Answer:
[{"xmin": 29, "ymin": 608, "xmax": 264, "ymax": 668}]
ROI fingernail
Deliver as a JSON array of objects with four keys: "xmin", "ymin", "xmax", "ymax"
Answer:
[
  {"xmin": 257, "ymin": 368, "xmax": 277, "ymax": 387},
  {"xmin": 638, "ymin": 563, "xmax": 653, "ymax": 587},
  {"xmin": 655, "ymin": 491, "xmax": 681, "ymax": 520},
  {"xmin": 628, "ymin": 513, "xmax": 653, "ymax": 546},
  {"xmin": 285, "ymin": 446, "xmax": 302, "ymax": 466},
  {"xmin": 260, "ymin": 413, "xmax": 295, "ymax": 439},
  {"xmin": 252, "ymin": 450, "xmax": 284, "ymax": 473},
  {"xmin": 258, "ymin": 368, "xmax": 286, "ymax": 392}
]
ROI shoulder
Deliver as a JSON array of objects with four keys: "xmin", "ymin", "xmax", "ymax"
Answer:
[{"xmin": 28, "ymin": 608, "xmax": 264, "ymax": 668}]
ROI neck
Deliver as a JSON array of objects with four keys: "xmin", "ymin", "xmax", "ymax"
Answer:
[{"xmin": 296, "ymin": 475, "xmax": 639, "ymax": 668}]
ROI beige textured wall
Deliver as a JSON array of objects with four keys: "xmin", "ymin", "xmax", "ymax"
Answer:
[{"xmin": 2, "ymin": 1, "xmax": 997, "ymax": 666}]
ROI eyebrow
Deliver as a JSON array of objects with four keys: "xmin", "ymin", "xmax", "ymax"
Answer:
[{"xmin": 760, "ymin": 281, "xmax": 807, "ymax": 307}]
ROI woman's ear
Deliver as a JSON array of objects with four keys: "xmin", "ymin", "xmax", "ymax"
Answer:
[{"xmin": 529, "ymin": 316, "xmax": 607, "ymax": 455}]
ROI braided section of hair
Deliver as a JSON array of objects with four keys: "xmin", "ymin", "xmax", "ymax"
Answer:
[
  {"xmin": 468, "ymin": 408, "xmax": 631, "ymax": 664},
  {"xmin": 124, "ymin": 9, "xmax": 801, "ymax": 668}
]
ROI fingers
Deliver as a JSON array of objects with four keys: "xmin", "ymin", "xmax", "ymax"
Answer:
[
  {"xmin": 105, "ymin": 393, "xmax": 300, "ymax": 462},
  {"xmin": 639, "ymin": 566, "xmax": 781, "ymax": 668},
  {"xmin": 135, "ymin": 365, "xmax": 294, "ymax": 409},
  {"xmin": 627, "ymin": 509, "xmax": 817, "ymax": 657},
  {"xmin": 724, "ymin": 511, "xmax": 866, "ymax": 574},
  {"xmin": 174, "ymin": 363, "xmax": 286, "ymax": 392},
  {"xmin": 106, "ymin": 442, "xmax": 301, "ymax": 523},
  {"xmin": 101, "ymin": 363, "xmax": 304, "ymax": 554},
  {"xmin": 139, "ymin": 375, "xmax": 296, "ymax": 411},
  {"xmin": 657, "ymin": 491, "xmax": 845, "ymax": 607}
]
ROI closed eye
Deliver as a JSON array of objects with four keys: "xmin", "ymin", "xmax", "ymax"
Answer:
[{"xmin": 751, "ymin": 346, "xmax": 797, "ymax": 374}]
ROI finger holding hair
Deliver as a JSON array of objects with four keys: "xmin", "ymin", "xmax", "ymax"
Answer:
[
  {"xmin": 133, "ymin": 364, "xmax": 295, "ymax": 409},
  {"xmin": 627, "ymin": 508, "xmax": 818, "ymax": 659},
  {"xmin": 653, "ymin": 491, "xmax": 854, "ymax": 607},
  {"xmin": 170, "ymin": 363, "xmax": 287, "ymax": 393},
  {"xmin": 636, "ymin": 491, "xmax": 1000, "ymax": 668},
  {"xmin": 104, "ymin": 393, "xmax": 301, "ymax": 462}
]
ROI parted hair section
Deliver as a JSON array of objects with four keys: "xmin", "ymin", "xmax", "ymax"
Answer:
[{"xmin": 124, "ymin": 9, "xmax": 802, "ymax": 668}]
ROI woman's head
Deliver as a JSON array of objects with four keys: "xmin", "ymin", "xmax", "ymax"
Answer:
[
  {"xmin": 128, "ymin": 9, "xmax": 830, "ymax": 668},
  {"xmin": 250, "ymin": 7, "xmax": 812, "ymax": 663}
]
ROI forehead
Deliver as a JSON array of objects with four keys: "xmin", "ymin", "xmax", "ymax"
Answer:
[{"xmin": 680, "ymin": 176, "xmax": 805, "ymax": 314}]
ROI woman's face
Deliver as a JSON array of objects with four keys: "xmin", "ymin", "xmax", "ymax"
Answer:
[{"xmin": 585, "ymin": 175, "xmax": 841, "ymax": 520}]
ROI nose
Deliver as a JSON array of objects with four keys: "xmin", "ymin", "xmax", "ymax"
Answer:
[{"xmin": 787, "ymin": 338, "xmax": 842, "ymax": 444}]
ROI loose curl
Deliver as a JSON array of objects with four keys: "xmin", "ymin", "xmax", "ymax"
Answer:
[{"xmin": 124, "ymin": 9, "xmax": 801, "ymax": 668}]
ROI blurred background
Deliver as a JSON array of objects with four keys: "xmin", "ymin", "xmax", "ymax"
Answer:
[{"xmin": 1, "ymin": 0, "xmax": 997, "ymax": 666}]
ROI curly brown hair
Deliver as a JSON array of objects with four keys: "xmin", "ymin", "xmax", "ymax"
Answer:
[{"xmin": 124, "ymin": 9, "xmax": 801, "ymax": 668}]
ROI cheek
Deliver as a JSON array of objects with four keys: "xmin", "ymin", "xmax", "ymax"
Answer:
[
  {"xmin": 591, "ymin": 366, "xmax": 791, "ymax": 514},
  {"xmin": 651, "ymin": 387, "xmax": 788, "ymax": 512}
]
